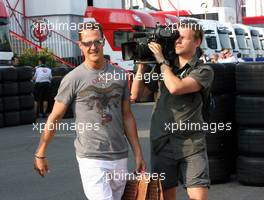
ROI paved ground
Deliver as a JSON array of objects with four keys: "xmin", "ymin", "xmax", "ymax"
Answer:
[{"xmin": 0, "ymin": 103, "xmax": 263, "ymax": 200}]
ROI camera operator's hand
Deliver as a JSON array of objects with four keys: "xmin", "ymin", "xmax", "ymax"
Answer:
[{"xmin": 148, "ymin": 42, "xmax": 165, "ymax": 64}]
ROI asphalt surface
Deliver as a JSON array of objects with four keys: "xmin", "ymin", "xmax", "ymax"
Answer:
[{"xmin": 0, "ymin": 103, "xmax": 263, "ymax": 200}]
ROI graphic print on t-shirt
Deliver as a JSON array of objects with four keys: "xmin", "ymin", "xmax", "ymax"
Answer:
[{"xmin": 79, "ymin": 83, "xmax": 123, "ymax": 125}]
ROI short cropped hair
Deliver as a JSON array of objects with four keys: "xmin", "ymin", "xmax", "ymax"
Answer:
[
  {"xmin": 179, "ymin": 19, "xmax": 204, "ymax": 43},
  {"xmin": 104, "ymin": 54, "xmax": 110, "ymax": 60},
  {"xmin": 78, "ymin": 22, "xmax": 104, "ymax": 41},
  {"xmin": 39, "ymin": 57, "xmax": 46, "ymax": 64}
]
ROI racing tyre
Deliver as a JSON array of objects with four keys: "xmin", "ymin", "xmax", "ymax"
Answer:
[
  {"xmin": 238, "ymin": 128, "xmax": 264, "ymax": 156},
  {"xmin": 18, "ymin": 81, "xmax": 33, "ymax": 95},
  {"xmin": 206, "ymin": 133, "xmax": 225, "ymax": 155},
  {"xmin": 237, "ymin": 156, "xmax": 264, "ymax": 186},
  {"xmin": 0, "ymin": 84, "xmax": 2, "ymax": 96},
  {"xmin": 3, "ymin": 82, "xmax": 18, "ymax": 96},
  {"xmin": 0, "ymin": 68, "xmax": 17, "ymax": 81},
  {"xmin": 236, "ymin": 62, "xmax": 264, "ymax": 94},
  {"xmin": 19, "ymin": 95, "xmax": 34, "ymax": 110},
  {"xmin": 3, "ymin": 96, "xmax": 20, "ymax": 112},
  {"xmin": 20, "ymin": 109, "xmax": 36, "ymax": 124},
  {"xmin": 0, "ymin": 113, "xmax": 3, "ymax": 128},
  {"xmin": 209, "ymin": 94, "xmax": 235, "ymax": 122},
  {"xmin": 236, "ymin": 95, "xmax": 264, "ymax": 126},
  {"xmin": 4, "ymin": 111, "xmax": 20, "ymax": 126},
  {"xmin": 16, "ymin": 66, "xmax": 33, "ymax": 81},
  {"xmin": 209, "ymin": 155, "xmax": 230, "ymax": 184},
  {"xmin": 52, "ymin": 66, "xmax": 70, "ymax": 77},
  {"xmin": 209, "ymin": 63, "xmax": 236, "ymax": 94},
  {"xmin": 0, "ymin": 98, "xmax": 3, "ymax": 113}
]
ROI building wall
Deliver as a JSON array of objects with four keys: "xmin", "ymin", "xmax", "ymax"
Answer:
[
  {"xmin": 93, "ymin": 0, "xmax": 122, "ymax": 9},
  {"xmin": 4, "ymin": 0, "xmax": 88, "ymax": 16},
  {"xmin": 246, "ymin": 0, "xmax": 264, "ymax": 16},
  {"xmin": 25, "ymin": 0, "xmax": 87, "ymax": 16}
]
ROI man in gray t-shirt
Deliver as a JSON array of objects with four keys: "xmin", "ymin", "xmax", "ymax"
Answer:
[
  {"xmin": 34, "ymin": 22, "xmax": 145, "ymax": 200},
  {"xmin": 131, "ymin": 19, "xmax": 214, "ymax": 200}
]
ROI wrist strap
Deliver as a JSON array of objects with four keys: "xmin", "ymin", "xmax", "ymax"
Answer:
[{"xmin": 35, "ymin": 155, "xmax": 46, "ymax": 159}]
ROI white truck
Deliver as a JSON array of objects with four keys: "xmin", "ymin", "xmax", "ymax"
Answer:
[
  {"xmin": 221, "ymin": 23, "xmax": 251, "ymax": 59},
  {"xmin": 198, "ymin": 19, "xmax": 232, "ymax": 57},
  {"xmin": 235, "ymin": 24, "xmax": 264, "ymax": 61},
  {"xmin": 254, "ymin": 27, "xmax": 264, "ymax": 61}
]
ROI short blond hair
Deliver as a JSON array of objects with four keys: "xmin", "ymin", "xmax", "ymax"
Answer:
[{"xmin": 78, "ymin": 22, "xmax": 103, "ymax": 41}]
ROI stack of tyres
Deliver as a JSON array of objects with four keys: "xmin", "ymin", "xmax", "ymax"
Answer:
[
  {"xmin": 206, "ymin": 63, "xmax": 236, "ymax": 184},
  {"xmin": 236, "ymin": 62, "xmax": 264, "ymax": 186},
  {"xmin": 0, "ymin": 67, "xmax": 35, "ymax": 128},
  {"xmin": 17, "ymin": 66, "xmax": 35, "ymax": 124},
  {"xmin": 1, "ymin": 68, "xmax": 20, "ymax": 126},
  {"xmin": 49, "ymin": 66, "xmax": 73, "ymax": 118}
]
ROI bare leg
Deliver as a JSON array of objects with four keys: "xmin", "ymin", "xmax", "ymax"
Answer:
[
  {"xmin": 43, "ymin": 101, "xmax": 48, "ymax": 115},
  {"xmin": 34, "ymin": 101, "xmax": 39, "ymax": 116},
  {"xmin": 164, "ymin": 186, "xmax": 177, "ymax": 200},
  {"xmin": 187, "ymin": 187, "xmax": 208, "ymax": 200}
]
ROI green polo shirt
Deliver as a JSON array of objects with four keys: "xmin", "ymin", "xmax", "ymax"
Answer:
[{"xmin": 148, "ymin": 54, "xmax": 214, "ymax": 160}]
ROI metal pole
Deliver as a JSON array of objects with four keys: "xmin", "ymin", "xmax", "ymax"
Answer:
[
  {"xmin": 142, "ymin": 0, "xmax": 146, "ymax": 8},
  {"xmin": 23, "ymin": 0, "xmax": 26, "ymax": 37},
  {"xmin": 177, "ymin": 0, "xmax": 180, "ymax": 17}
]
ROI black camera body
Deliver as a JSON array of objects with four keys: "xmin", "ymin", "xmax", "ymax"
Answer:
[{"xmin": 121, "ymin": 23, "xmax": 179, "ymax": 64}]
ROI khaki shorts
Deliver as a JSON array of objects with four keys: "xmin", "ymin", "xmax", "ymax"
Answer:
[{"xmin": 151, "ymin": 149, "xmax": 210, "ymax": 189}]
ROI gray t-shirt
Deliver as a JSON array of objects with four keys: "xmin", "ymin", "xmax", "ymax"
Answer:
[
  {"xmin": 149, "ymin": 55, "xmax": 214, "ymax": 160},
  {"xmin": 55, "ymin": 63, "xmax": 130, "ymax": 160}
]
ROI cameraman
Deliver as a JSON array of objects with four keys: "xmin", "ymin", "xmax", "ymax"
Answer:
[{"xmin": 131, "ymin": 19, "xmax": 214, "ymax": 200}]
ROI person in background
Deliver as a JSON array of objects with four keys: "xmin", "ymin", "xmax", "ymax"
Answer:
[
  {"xmin": 32, "ymin": 57, "xmax": 52, "ymax": 118},
  {"xmin": 237, "ymin": 52, "xmax": 245, "ymax": 62},
  {"xmin": 209, "ymin": 53, "xmax": 219, "ymax": 63},
  {"xmin": 104, "ymin": 54, "xmax": 111, "ymax": 64},
  {"xmin": 11, "ymin": 55, "xmax": 19, "ymax": 67},
  {"xmin": 218, "ymin": 48, "xmax": 237, "ymax": 63}
]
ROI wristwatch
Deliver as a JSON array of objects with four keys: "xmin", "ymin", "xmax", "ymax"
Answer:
[{"xmin": 159, "ymin": 59, "xmax": 170, "ymax": 66}]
